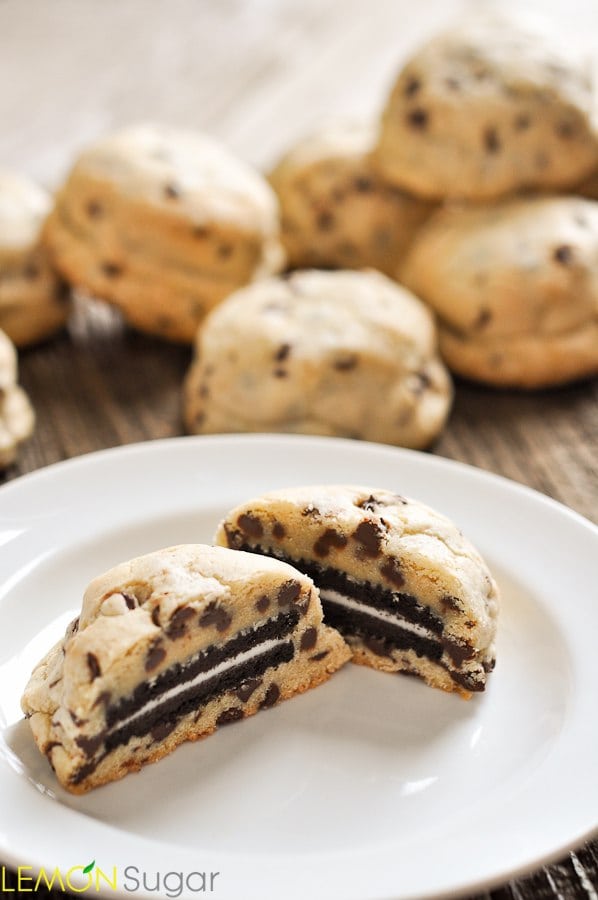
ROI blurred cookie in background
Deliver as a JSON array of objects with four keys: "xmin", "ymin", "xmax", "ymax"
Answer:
[
  {"xmin": 374, "ymin": 16, "xmax": 598, "ymax": 200},
  {"xmin": 0, "ymin": 327, "xmax": 35, "ymax": 467},
  {"xmin": 0, "ymin": 170, "xmax": 70, "ymax": 348},
  {"xmin": 43, "ymin": 123, "xmax": 284, "ymax": 343},
  {"xmin": 184, "ymin": 269, "xmax": 452, "ymax": 449},
  {"xmin": 401, "ymin": 196, "xmax": 598, "ymax": 388},
  {"xmin": 270, "ymin": 124, "xmax": 433, "ymax": 275},
  {"xmin": 576, "ymin": 165, "xmax": 598, "ymax": 201}
]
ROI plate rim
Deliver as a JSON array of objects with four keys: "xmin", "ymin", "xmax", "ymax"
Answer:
[{"xmin": 2, "ymin": 432, "xmax": 597, "ymax": 537}]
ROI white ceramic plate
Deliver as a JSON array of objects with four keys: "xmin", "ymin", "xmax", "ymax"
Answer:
[{"xmin": 0, "ymin": 435, "xmax": 597, "ymax": 900}]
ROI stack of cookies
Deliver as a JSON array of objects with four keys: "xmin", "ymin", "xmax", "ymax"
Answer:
[
  {"xmin": 259, "ymin": 15, "xmax": 598, "ymax": 391},
  {"xmin": 4, "ymin": 11, "xmax": 598, "ymax": 469}
]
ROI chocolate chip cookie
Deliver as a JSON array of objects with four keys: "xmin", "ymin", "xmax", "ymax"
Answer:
[
  {"xmin": 0, "ymin": 169, "xmax": 70, "ymax": 347},
  {"xmin": 374, "ymin": 16, "xmax": 598, "ymax": 200},
  {"xmin": 270, "ymin": 123, "xmax": 433, "ymax": 274},
  {"xmin": 43, "ymin": 124, "xmax": 283, "ymax": 342},
  {"xmin": 21, "ymin": 544, "xmax": 350, "ymax": 793},
  {"xmin": 401, "ymin": 195, "xmax": 598, "ymax": 388},
  {"xmin": 216, "ymin": 486, "xmax": 499, "ymax": 697},
  {"xmin": 184, "ymin": 269, "xmax": 452, "ymax": 448}
]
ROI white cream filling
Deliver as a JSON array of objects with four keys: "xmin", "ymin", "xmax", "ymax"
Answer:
[
  {"xmin": 108, "ymin": 636, "xmax": 284, "ymax": 736},
  {"xmin": 320, "ymin": 589, "xmax": 437, "ymax": 641}
]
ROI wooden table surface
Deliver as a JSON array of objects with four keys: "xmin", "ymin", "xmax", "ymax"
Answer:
[{"xmin": 1, "ymin": 1, "xmax": 597, "ymax": 898}]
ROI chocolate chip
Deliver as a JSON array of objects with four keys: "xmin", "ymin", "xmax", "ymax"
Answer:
[
  {"xmin": 317, "ymin": 210, "xmax": 335, "ymax": 230},
  {"xmin": 313, "ymin": 528, "xmax": 348, "ymax": 557},
  {"xmin": 101, "ymin": 261, "xmax": 123, "ymax": 278},
  {"xmin": 122, "ymin": 592, "xmax": 137, "ymax": 610},
  {"xmin": 93, "ymin": 690, "xmax": 111, "ymax": 709},
  {"xmin": 166, "ymin": 605, "xmax": 196, "ymax": 639},
  {"xmin": 556, "ymin": 120, "xmax": 576, "ymax": 139},
  {"xmin": 364, "ymin": 635, "xmax": 392, "ymax": 657},
  {"xmin": 145, "ymin": 639, "xmax": 167, "ymax": 672},
  {"xmin": 218, "ymin": 244, "xmax": 233, "ymax": 259},
  {"xmin": 277, "ymin": 580, "xmax": 302, "ymax": 607},
  {"xmin": 86, "ymin": 199, "xmax": 104, "ymax": 218},
  {"xmin": 411, "ymin": 371, "xmax": 432, "ymax": 393},
  {"xmin": 301, "ymin": 505, "xmax": 320, "ymax": 518},
  {"xmin": 275, "ymin": 343, "xmax": 291, "ymax": 362},
  {"xmin": 44, "ymin": 741, "xmax": 61, "ymax": 758},
  {"xmin": 217, "ymin": 707, "xmax": 244, "ymax": 726},
  {"xmin": 513, "ymin": 113, "xmax": 531, "ymax": 131},
  {"xmin": 294, "ymin": 592, "xmax": 311, "ymax": 617},
  {"xmin": 272, "ymin": 521, "xmax": 286, "ymax": 539},
  {"xmin": 357, "ymin": 495, "xmax": 380, "ymax": 512},
  {"xmin": 87, "ymin": 653, "xmax": 101, "ymax": 681},
  {"xmin": 151, "ymin": 721, "xmax": 177, "ymax": 742},
  {"xmin": 483, "ymin": 127, "xmax": 501, "ymax": 154},
  {"xmin": 260, "ymin": 683, "xmax": 280, "ymax": 709},
  {"xmin": 333, "ymin": 354, "xmax": 358, "ymax": 372},
  {"xmin": 472, "ymin": 63, "xmax": 489, "ymax": 81},
  {"xmin": 237, "ymin": 513, "xmax": 264, "ymax": 539},
  {"xmin": 151, "ymin": 605, "xmax": 161, "ymax": 627},
  {"xmin": 474, "ymin": 307, "xmax": 493, "ymax": 329},
  {"xmin": 451, "ymin": 669, "xmax": 483, "ymax": 692},
  {"xmin": 69, "ymin": 709, "xmax": 86, "ymax": 727},
  {"xmin": 310, "ymin": 650, "xmax": 329, "ymax": 661},
  {"xmin": 273, "ymin": 368, "xmax": 288, "ymax": 378},
  {"xmin": 440, "ymin": 595, "xmax": 461, "ymax": 612},
  {"xmin": 406, "ymin": 108, "xmax": 428, "ymax": 130},
  {"xmin": 553, "ymin": 244, "xmax": 574, "ymax": 265},
  {"xmin": 156, "ymin": 314, "xmax": 174, "ymax": 330},
  {"xmin": 352, "ymin": 520, "xmax": 383, "ymax": 557},
  {"xmin": 442, "ymin": 637, "xmax": 476, "ymax": 666},
  {"xmin": 164, "ymin": 183, "xmax": 180, "ymax": 199},
  {"xmin": 76, "ymin": 733, "xmax": 103, "ymax": 757},
  {"xmin": 404, "ymin": 76, "xmax": 421, "ymax": 97},
  {"xmin": 256, "ymin": 594, "xmax": 270, "ymax": 613},
  {"xmin": 354, "ymin": 175, "xmax": 373, "ymax": 192},
  {"xmin": 224, "ymin": 524, "xmax": 244, "ymax": 549},
  {"xmin": 465, "ymin": 619, "xmax": 477, "ymax": 629},
  {"xmin": 380, "ymin": 557, "xmax": 405, "ymax": 588},
  {"xmin": 23, "ymin": 262, "xmax": 39, "ymax": 280},
  {"xmin": 236, "ymin": 677, "xmax": 263, "ymax": 702},
  {"xmin": 300, "ymin": 627, "xmax": 318, "ymax": 651},
  {"xmin": 193, "ymin": 225, "xmax": 210, "ymax": 239},
  {"xmin": 199, "ymin": 602, "xmax": 232, "ymax": 632}
]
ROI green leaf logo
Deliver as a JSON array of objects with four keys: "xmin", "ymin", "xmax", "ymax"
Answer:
[{"xmin": 83, "ymin": 861, "xmax": 95, "ymax": 874}]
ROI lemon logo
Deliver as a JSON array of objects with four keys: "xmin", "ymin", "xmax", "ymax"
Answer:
[{"xmin": 1, "ymin": 860, "xmax": 117, "ymax": 893}]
